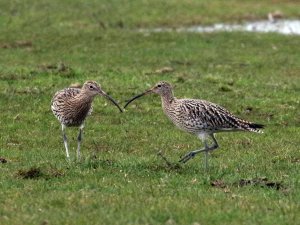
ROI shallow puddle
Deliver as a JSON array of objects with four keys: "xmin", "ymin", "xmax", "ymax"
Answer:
[{"xmin": 140, "ymin": 20, "xmax": 300, "ymax": 35}]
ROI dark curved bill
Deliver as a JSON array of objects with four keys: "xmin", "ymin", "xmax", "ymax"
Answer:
[
  {"xmin": 101, "ymin": 92, "xmax": 123, "ymax": 112},
  {"xmin": 124, "ymin": 90, "xmax": 150, "ymax": 109}
]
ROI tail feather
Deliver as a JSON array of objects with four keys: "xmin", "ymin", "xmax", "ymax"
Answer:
[
  {"xmin": 249, "ymin": 123, "xmax": 264, "ymax": 129},
  {"xmin": 247, "ymin": 123, "xmax": 264, "ymax": 133}
]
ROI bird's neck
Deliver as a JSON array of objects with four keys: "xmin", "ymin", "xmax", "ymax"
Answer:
[
  {"xmin": 161, "ymin": 91, "xmax": 175, "ymax": 108},
  {"xmin": 77, "ymin": 90, "xmax": 95, "ymax": 104},
  {"xmin": 161, "ymin": 91, "xmax": 178, "ymax": 123}
]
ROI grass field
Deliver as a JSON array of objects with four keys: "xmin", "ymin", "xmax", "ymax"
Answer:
[{"xmin": 0, "ymin": 1, "xmax": 300, "ymax": 225}]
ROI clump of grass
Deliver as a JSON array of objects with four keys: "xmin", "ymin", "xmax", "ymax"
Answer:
[{"xmin": 81, "ymin": 155, "xmax": 118, "ymax": 170}]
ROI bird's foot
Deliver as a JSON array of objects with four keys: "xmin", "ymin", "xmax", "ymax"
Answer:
[
  {"xmin": 65, "ymin": 157, "xmax": 71, "ymax": 163},
  {"xmin": 179, "ymin": 151, "xmax": 196, "ymax": 163},
  {"xmin": 157, "ymin": 151, "xmax": 182, "ymax": 169}
]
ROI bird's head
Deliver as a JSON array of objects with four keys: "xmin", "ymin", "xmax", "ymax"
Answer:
[
  {"xmin": 150, "ymin": 81, "xmax": 173, "ymax": 95},
  {"xmin": 124, "ymin": 81, "xmax": 173, "ymax": 108},
  {"xmin": 83, "ymin": 81, "xmax": 102, "ymax": 97},
  {"xmin": 82, "ymin": 80, "xmax": 123, "ymax": 112}
]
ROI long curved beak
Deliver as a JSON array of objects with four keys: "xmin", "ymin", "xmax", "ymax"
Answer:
[
  {"xmin": 99, "ymin": 90, "xmax": 123, "ymax": 113},
  {"xmin": 124, "ymin": 89, "xmax": 152, "ymax": 109}
]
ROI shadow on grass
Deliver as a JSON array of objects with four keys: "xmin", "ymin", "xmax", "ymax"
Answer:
[{"xmin": 74, "ymin": 154, "xmax": 191, "ymax": 174}]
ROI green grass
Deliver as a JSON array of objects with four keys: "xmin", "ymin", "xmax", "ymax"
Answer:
[{"xmin": 0, "ymin": 1, "xmax": 300, "ymax": 225}]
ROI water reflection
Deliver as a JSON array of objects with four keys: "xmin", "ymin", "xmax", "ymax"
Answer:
[{"xmin": 140, "ymin": 20, "xmax": 300, "ymax": 35}]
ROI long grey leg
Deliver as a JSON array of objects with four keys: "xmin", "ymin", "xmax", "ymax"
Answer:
[
  {"xmin": 77, "ymin": 124, "xmax": 84, "ymax": 160},
  {"xmin": 179, "ymin": 141, "xmax": 209, "ymax": 164},
  {"xmin": 210, "ymin": 133, "xmax": 219, "ymax": 150},
  {"xmin": 179, "ymin": 133, "xmax": 219, "ymax": 165},
  {"xmin": 61, "ymin": 124, "xmax": 70, "ymax": 160},
  {"xmin": 204, "ymin": 142, "xmax": 209, "ymax": 170},
  {"xmin": 204, "ymin": 134, "xmax": 219, "ymax": 170}
]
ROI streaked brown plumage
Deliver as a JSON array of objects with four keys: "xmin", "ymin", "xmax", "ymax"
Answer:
[
  {"xmin": 124, "ymin": 81, "xmax": 264, "ymax": 169},
  {"xmin": 51, "ymin": 80, "xmax": 122, "ymax": 160}
]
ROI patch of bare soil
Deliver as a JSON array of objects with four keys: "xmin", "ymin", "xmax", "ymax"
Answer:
[
  {"xmin": 235, "ymin": 177, "xmax": 283, "ymax": 190},
  {"xmin": 17, "ymin": 167, "xmax": 64, "ymax": 180},
  {"xmin": 38, "ymin": 62, "xmax": 76, "ymax": 78},
  {"xmin": 0, "ymin": 40, "xmax": 33, "ymax": 49},
  {"xmin": 0, "ymin": 157, "xmax": 8, "ymax": 163},
  {"xmin": 211, "ymin": 179, "xmax": 226, "ymax": 188},
  {"xmin": 145, "ymin": 67, "xmax": 174, "ymax": 75},
  {"xmin": 17, "ymin": 167, "xmax": 42, "ymax": 179},
  {"xmin": 211, "ymin": 177, "xmax": 284, "ymax": 191}
]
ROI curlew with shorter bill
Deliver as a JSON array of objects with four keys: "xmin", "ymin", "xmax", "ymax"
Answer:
[{"xmin": 51, "ymin": 81, "xmax": 123, "ymax": 160}]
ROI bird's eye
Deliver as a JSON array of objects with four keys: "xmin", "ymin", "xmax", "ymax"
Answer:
[
  {"xmin": 157, "ymin": 84, "xmax": 161, "ymax": 88},
  {"xmin": 89, "ymin": 85, "xmax": 94, "ymax": 89}
]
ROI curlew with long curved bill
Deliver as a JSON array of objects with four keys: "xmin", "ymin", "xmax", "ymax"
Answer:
[{"xmin": 124, "ymin": 81, "xmax": 264, "ymax": 170}]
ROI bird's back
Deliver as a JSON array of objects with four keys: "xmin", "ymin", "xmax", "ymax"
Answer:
[
  {"xmin": 164, "ymin": 98, "xmax": 263, "ymax": 134},
  {"xmin": 51, "ymin": 88, "xmax": 93, "ymax": 126}
]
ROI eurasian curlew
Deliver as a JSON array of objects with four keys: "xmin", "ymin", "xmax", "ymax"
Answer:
[
  {"xmin": 51, "ymin": 81, "xmax": 123, "ymax": 160},
  {"xmin": 124, "ymin": 81, "xmax": 264, "ymax": 169}
]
